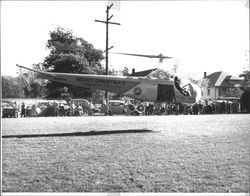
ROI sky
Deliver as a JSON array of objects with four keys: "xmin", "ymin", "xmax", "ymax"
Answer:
[{"xmin": 1, "ymin": 0, "xmax": 249, "ymax": 79}]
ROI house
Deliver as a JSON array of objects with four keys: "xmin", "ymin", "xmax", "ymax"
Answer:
[
  {"xmin": 129, "ymin": 68, "xmax": 157, "ymax": 77},
  {"xmin": 201, "ymin": 71, "xmax": 243, "ymax": 101}
]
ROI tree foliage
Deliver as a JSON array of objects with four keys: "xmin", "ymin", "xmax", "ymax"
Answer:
[
  {"xmin": 239, "ymin": 70, "xmax": 250, "ymax": 90},
  {"xmin": 1, "ymin": 76, "xmax": 25, "ymax": 98},
  {"xmin": 122, "ymin": 67, "xmax": 129, "ymax": 76},
  {"xmin": 149, "ymin": 69, "xmax": 173, "ymax": 80},
  {"xmin": 227, "ymin": 87, "xmax": 242, "ymax": 98},
  {"xmin": 2, "ymin": 65, "xmax": 45, "ymax": 98},
  {"xmin": 188, "ymin": 77, "xmax": 210, "ymax": 88},
  {"xmin": 2, "ymin": 27, "xmax": 105, "ymax": 99},
  {"xmin": 17, "ymin": 64, "xmax": 45, "ymax": 98},
  {"xmin": 42, "ymin": 27, "xmax": 105, "ymax": 98}
]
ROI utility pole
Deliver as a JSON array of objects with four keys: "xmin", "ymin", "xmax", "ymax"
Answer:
[{"xmin": 95, "ymin": 3, "xmax": 120, "ymax": 115}]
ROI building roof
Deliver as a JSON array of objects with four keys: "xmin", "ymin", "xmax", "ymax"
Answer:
[
  {"xmin": 206, "ymin": 72, "xmax": 222, "ymax": 87},
  {"xmin": 206, "ymin": 71, "xmax": 242, "ymax": 88},
  {"xmin": 129, "ymin": 68, "xmax": 157, "ymax": 77},
  {"xmin": 214, "ymin": 72, "xmax": 230, "ymax": 86}
]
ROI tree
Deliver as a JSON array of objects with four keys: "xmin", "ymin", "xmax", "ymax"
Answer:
[
  {"xmin": 227, "ymin": 87, "xmax": 242, "ymax": 98},
  {"xmin": 29, "ymin": 82, "xmax": 45, "ymax": 98},
  {"xmin": 122, "ymin": 67, "xmax": 129, "ymax": 76},
  {"xmin": 42, "ymin": 27, "xmax": 104, "ymax": 98},
  {"xmin": 149, "ymin": 68, "xmax": 173, "ymax": 80},
  {"xmin": 1, "ymin": 76, "xmax": 25, "ymax": 98},
  {"xmin": 16, "ymin": 64, "xmax": 46, "ymax": 98},
  {"xmin": 188, "ymin": 77, "xmax": 210, "ymax": 88},
  {"xmin": 239, "ymin": 69, "xmax": 250, "ymax": 112},
  {"xmin": 92, "ymin": 90, "xmax": 105, "ymax": 104},
  {"xmin": 239, "ymin": 70, "xmax": 250, "ymax": 90},
  {"xmin": 2, "ymin": 64, "xmax": 46, "ymax": 98}
]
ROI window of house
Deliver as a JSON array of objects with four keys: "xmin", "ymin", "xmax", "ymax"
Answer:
[
  {"xmin": 220, "ymin": 87, "xmax": 226, "ymax": 96},
  {"xmin": 207, "ymin": 88, "xmax": 210, "ymax": 96}
]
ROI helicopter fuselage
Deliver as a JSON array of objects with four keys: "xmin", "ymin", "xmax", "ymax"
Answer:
[{"xmin": 16, "ymin": 64, "xmax": 200, "ymax": 105}]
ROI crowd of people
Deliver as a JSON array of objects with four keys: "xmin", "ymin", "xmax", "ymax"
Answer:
[
  {"xmin": 5, "ymin": 99, "xmax": 244, "ymax": 118},
  {"xmin": 144, "ymin": 100, "xmax": 241, "ymax": 115},
  {"xmin": 14, "ymin": 100, "xmax": 96, "ymax": 118}
]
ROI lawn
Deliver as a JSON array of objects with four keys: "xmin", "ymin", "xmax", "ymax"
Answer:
[{"xmin": 2, "ymin": 114, "xmax": 250, "ymax": 192}]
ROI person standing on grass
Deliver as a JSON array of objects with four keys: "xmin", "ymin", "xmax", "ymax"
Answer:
[
  {"xmin": 70, "ymin": 101, "xmax": 76, "ymax": 116},
  {"xmin": 13, "ymin": 101, "xmax": 19, "ymax": 118},
  {"xmin": 52, "ymin": 101, "xmax": 59, "ymax": 116},
  {"xmin": 21, "ymin": 102, "xmax": 26, "ymax": 117},
  {"xmin": 221, "ymin": 101, "xmax": 226, "ymax": 114}
]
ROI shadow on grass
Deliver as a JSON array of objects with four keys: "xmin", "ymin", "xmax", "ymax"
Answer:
[{"xmin": 2, "ymin": 129, "xmax": 154, "ymax": 139}]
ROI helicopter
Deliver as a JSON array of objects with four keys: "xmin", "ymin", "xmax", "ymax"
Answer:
[{"xmin": 16, "ymin": 57, "xmax": 201, "ymax": 109}]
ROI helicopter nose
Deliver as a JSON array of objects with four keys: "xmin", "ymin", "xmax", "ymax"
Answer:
[{"xmin": 190, "ymin": 83, "xmax": 201, "ymax": 102}]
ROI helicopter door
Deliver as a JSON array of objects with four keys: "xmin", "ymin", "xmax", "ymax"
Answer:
[{"xmin": 157, "ymin": 84, "xmax": 175, "ymax": 102}]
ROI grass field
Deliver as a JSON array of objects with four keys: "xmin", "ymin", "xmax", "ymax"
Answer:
[{"xmin": 2, "ymin": 114, "xmax": 250, "ymax": 192}]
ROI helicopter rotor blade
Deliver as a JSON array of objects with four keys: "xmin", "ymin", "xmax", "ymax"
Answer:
[{"xmin": 112, "ymin": 52, "xmax": 172, "ymax": 59}]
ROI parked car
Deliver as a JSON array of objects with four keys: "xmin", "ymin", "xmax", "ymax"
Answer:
[
  {"xmin": 70, "ymin": 99, "xmax": 95, "ymax": 116},
  {"xmin": 37, "ymin": 100, "xmax": 68, "ymax": 117},
  {"xmin": 1, "ymin": 101, "xmax": 17, "ymax": 118},
  {"xmin": 107, "ymin": 100, "xmax": 128, "ymax": 115},
  {"xmin": 25, "ymin": 104, "xmax": 33, "ymax": 117},
  {"xmin": 94, "ymin": 103, "xmax": 103, "ymax": 113}
]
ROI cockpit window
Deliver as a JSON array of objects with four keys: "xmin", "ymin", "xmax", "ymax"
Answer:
[{"xmin": 174, "ymin": 76, "xmax": 191, "ymax": 97}]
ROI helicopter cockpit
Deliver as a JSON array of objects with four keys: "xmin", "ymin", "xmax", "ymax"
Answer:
[{"xmin": 174, "ymin": 76, "xmax": 192, "ymax": 97}]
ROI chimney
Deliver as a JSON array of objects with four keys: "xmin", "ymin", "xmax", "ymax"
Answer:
[
  {"xmin": 204, "ymin": 72, "xmax": 207, "ymax": 78},
  {"xmin": 132, "ymin": 68, "xmax": 135, "ymax": 74}
]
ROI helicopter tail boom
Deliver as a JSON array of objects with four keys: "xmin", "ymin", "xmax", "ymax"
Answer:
[{"xmin": 16, "ymin": 65, "xmax": 141, "ymax": 95}]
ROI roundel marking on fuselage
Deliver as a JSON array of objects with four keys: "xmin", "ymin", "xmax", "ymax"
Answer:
[{"xmin": 134, "ymin": 87, "xmax": 142, "ymax": 95}]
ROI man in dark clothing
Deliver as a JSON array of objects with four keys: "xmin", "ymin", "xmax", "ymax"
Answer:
[
  {"xmin": 221, "ymin": 101, "xmax": 226, "ymax": 113},
  {"xmin": 21, "ymin": 102, "xmax": 26, "ymax": 117},
  {"xmin": 174, "ymin": 76, "xmax": 182, "ymax": 91},
  {"xmin": 240, "ymin": 90, "xmax": 250, "ymax": 113},
  {"xmin": 192, "ymin": 103, "xmax": 199, "ymax": 115},
  {"xmin": 174, "ymin": 76, "xmax": 191, "ymax": 97}
]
